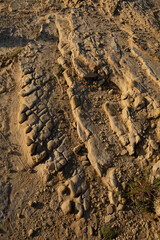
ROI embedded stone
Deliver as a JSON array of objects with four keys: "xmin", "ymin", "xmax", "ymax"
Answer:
[
  {"xmin": 40, "ymin": 113, "xmax": 50, "ymax": 124},
  {"xmin": 38, "ymin": 151, "xmax": 47, "ymax": 161},
  {"xmin": 47, "ymin": 140, "xmax": 55, "ymax": 151},
  {"xmin": 61, "ymin": 199, "xmax": 73, "ymax": 215},
  {"xmin": 37, "ymin": 103, "xmax": 46, "ymax": 113},
  {"xmin": 19, "ymin": 112, "xmax": 27, "ymax": 124},
  {"xmin": 29, "ymin": 127, "xmax": 38, "ymax": 140},
  {"xmin": 28, "ymin": 143, "xmax": 37, "ymax": 155},
  {"xmin": 20, "ymin": 83, "xmax": 38, "ymax": 97},
  {"xmin": 40, "ymin": 127, "xmax": 51, "ymax": 141},
  {"xmin": 46, "ymin": 120, "xmax": 53, "ymax": 130},
  {"xmin": 27, "ymin": 113, "xmax": 38, "ymax": 126},
  {"xmin": 134, "ymin": 95, "xmax": 146, "ymax": 110},
  {"xmin": 24, "ymin": 91, "xmax": 39, "ymax": 109},
  {"xmin": 25, "ymin": 125, "xmax": 32, "ymax": 134},
  {"xmin": 21, "ymin": 74, "xmax": 33, "ymax": 88},
  {"xmin": 154, "ymin": 196, "xmax": 160, "ymax": 216},
  {"xmin": 20, "ymin": 104, "xmax": 28, "ymax": 113},
  {"xmin": 70, "ymin": 95, "xmax": 81, "ymax": 110},
  {"xmin": 84, "ymin": 71, "xmax": 98, "ymax": 80},
  {"xmin": 117, "ymin": 203, "xmax": 124, "ymax": 212},
  {"xmin": 26, "ymin": 136, "xmax": 34, "ymax": 146}
]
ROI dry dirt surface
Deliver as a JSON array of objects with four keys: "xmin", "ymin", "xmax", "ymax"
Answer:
[{"xmin": 0, "ymin": 0, "xmax": 160, "ymax": 239}]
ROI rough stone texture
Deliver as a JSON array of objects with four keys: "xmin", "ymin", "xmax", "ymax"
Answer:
[{"xmin": 1, "ymin": 0, "xmax": 160, "ymax": 239}]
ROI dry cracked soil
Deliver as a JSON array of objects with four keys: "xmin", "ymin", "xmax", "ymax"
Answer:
[{"xmin": 0, "ymin": 0, "xmax": 160, "ymax": 239}]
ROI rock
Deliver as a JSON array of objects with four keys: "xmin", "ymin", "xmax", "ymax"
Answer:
[
  {"xmin": 49, "ymin": 199, "xmax": 55, "ymax": 210},
  {"xmin": 86, "ymin": 135, "xmax": 111, "ymax": 177},
  {"xmin": 149, "ymin": 138, "xmax": 159, "ymax": 150},
  {"xmin": 70, "ymin": 95, "xmax": 81, "ymax": 110},
  {"xmin": 61, "ymin": 199, "xmax": 73, "ymax": 215},
  {"xmin": 107, "ymin": 205, "xmax": 114, "ymax": 215},
  {"xmin": 63, "ymin": 70, "xmax": 74, "ymax": 87},
  {"xmin": 74, "ymin": 144, "xmax": 83, "ymax": 154},
  {"xmin": 54, "ymin": 151, "xmax": 67, "ymax": 171},
  {"xmin": 25, "ymin": 125, "xmax": 32, "ymax": 134},
  {"xmin": 150, "ymin": 160, "xmax": 160, "ymax": 183},
  {"xmin": 57, "ymin": 56, "xmax": 66, "ymax": 66},
  {"xmin": 82, "ymin": 160, "xmax": 90, "ymax": 166},
  {"xmin": 121, "ymin": 149, "xmax": 127, "ymax": 156},
  {"xmin": 8, "ymin": 1, "xmax": 21, "ymax": 12},
  {"xmin": 0, "ymin": 86, "xmax": 6, "ymax": 94},
  {"xmin": 46, "ymin": 120, "xmax": 53, "ymax": 130},
  {"xmin": 83, "ymin": 195, "xmax": 90, "ymax": 211},
  {"xmin": 40, "ymin": 113, "xmax": 50, "ymax": 124},
  {"xmin": 80, "ymin": 155, "xmax": 88, "ymax": 161},
  {"xmin": 75, "ymin": 201, "xmax": 83, "ymax": 219},
  {"xmin": 37, "ymin": 103, "xmax": 46, "ymax": 113},
  {"xmin": 117, "ymin": 203, "xmax": 124, "ymax": 211},
  {"xmin": 88, "ymin": 225, "xmax": 94, "ymax": 236},
  {"xmin": 74, "ymin": 107, "xmax": 91, "ymax": 142},
  {"xmin": 20, "ymin": 83, "xmax": 38, "ymax": 97},
  {"xmin": 108, "ymin": 191, "xmax": 118, "ymax": 205},
  {"xmin": 156, "ymin": 120, "xmax": 160, "ymax": 141},
  {"xmin": 105, "ymin": 214, "xmax": 115, "ymax": 223},
  {"xmin": 134, "ymin": 95, "xmax": 146, "ymax": 110},
  {"xmin": 103, "ymin": 101, "xmax": 129, "ymax": 147},
  {"xmin": 0, "ymin": 183, "xmax": 10, "ymax": 222},
  {"xmin": 57, "ymin": 137, "xmax": 68, "ymax": 153},
  {"xmin": 103, "ymin": 168, "xmax": 118, "ymax": 191},
  {"xmin": 24, "ymin": 91, "xmax": 39, "ymax": 109},
  {"xmin": 47, "ymin": 140, "xmax": 55, "ymax": 151},
  {"xmin": 28, "ymin": 200, "xmax": 34, "ymax": 207},
  {"xmin": 38, "ymin": 151, "xmax": 47, "ymax": 161},
  {"xmin": 63, "ymin": 149, "xmax": 72, "ymax": 161},
  {"xmin": 19, "ymin": 112, "xmax": 27, "ymax": 124},
  {"xmin": 71, "ymin": 218, "xmax": 86, "ymax": 238},
  {"xmin": 20, "ymin": 104, "xmax": 28, "ymax": 113},
  {"xmin": 28, "ymin": 143, "xmax": 37, "ymax": 155},
  {"xmin": 122, "ymin": 182, "xmax": 127, "ymax": 191},
  {"xmin": 21, "ymin": 74, "xmax": 33, "ymax": 88},
  {"xmin": 28, "ymin": 229, "xmax": 34, "ymax": 237},
  {"xmin": 57, "ymin": 184, "xmax": 67, "ymax": 202},
  {"xmin": 26, "ymin": 136, "xmax": 34, "ymax": 146},
  {"xmin": 30, "ymin": 127, "xmax": 38, "ymax": 140},
  {"xmin": 40, "ymin": 127, "xmax": 51, "ymax": 141},
  {"xmin": 84, "ymin": 71, "xmax": 98, "ymax": 80},
  {"xmin": 27, "ymin": 113, "xmax": 38, "ymax": 126}
]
